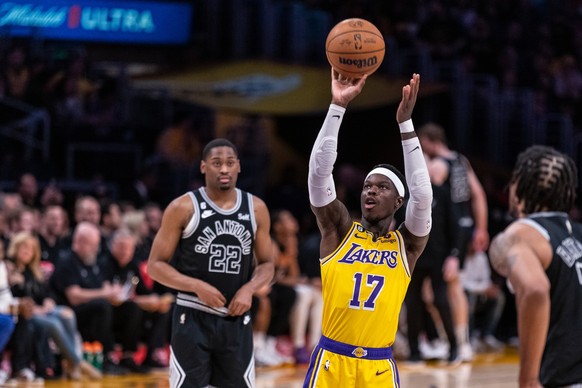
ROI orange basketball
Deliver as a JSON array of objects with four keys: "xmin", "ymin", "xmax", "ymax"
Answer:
[{"xmin": 325, "ymin": 18, "xmax": 385, "ymax": 78}]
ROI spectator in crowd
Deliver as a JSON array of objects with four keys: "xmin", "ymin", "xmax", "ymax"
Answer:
[
  {"xmin": 2, "ymin": 45, "xmax": 30, "ymax": 100},
  {"xmin": 120, "ymin": 210, "xmax": 150, "ymax": 263},
  {"xmin": 39, "ymin": 181, "xmax": 65, "ymax": 208},
  {"xmin": 156, "ymin": 111, "xmax": 201, "ymax": 169},
  {"xmin": 121, "ymin": 161, "xmax": 161, "ymax": 209},
  {"xmin": 461, "ymin": 248, "xmax": 505, "ymax": 352},
  {"xmin": 102, "ymin": 229, "xmax": 172, "ymax": 370},
  {"xmin": 38, "ymin": 205, "xmax": 69, "ymax": 265},
  {"xmin": 0, "ymin": 239, "xmax": 16, "ymax": 385},
  {"xmin": 271, "ymin": 209, "xmax": 323, "ymax": 365},
  {"xmin": 73, "ymin": 196, "xmax": 101, "ymax": 227},
  {"xmin": 100, "ymin": 199, "xmax": 122, "ymax": 241},
  {"xmin": 5, "ymin": 206, "xmax": 38, "ymax": 237},
  {"xmin": 251, "ymin": 281, "xmax": 288, "ymax": 367},
  {"xmin": 16, "ymin": 173, "xmax": 41, "ymax": 209},
  {"xmin": 5, "ymin": 295, "xmax": 47, "ymax": 383},
  {"xmin": 50, "ymin": 222, "xmax": 136, "ymax": 375},
  {"xmin": 62, "ymin": 195, "xmax": 108, "ymax": 255},
  {"xmin": 4, "ymin": 235, "xmax": 52, "ymax": 383},
  {"xmin": 7, "ymin": 231, "xmax": 102, "ymax": 380},
  {"xmin": 143, "ymin": 202, "xmax": 163, "ymax": 240}
]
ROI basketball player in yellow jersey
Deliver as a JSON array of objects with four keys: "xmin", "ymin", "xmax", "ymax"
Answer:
[{"xmin": 304, "ymin": 70, "xmax": 432, "ymax": 388}]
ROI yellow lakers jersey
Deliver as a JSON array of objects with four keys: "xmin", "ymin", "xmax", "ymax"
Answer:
[{"xmin": 320, "ymin": 222, "xmax": 411, "ymax": 348}]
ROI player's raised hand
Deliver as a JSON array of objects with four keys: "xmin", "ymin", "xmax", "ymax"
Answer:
[
  {"xmin": 331, "ymin": 67, "xmax": 367, "ymax": 108},
  {"xmin": 396, "ymin": 73, "xmax": 420, "ymax": 124}
]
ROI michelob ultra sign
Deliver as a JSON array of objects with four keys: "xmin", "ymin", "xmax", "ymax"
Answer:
[{"xmin": 0, "ymin": 0, "xmax": 193, "ymax": 44}]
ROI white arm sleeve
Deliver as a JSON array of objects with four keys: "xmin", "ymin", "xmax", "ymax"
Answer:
[
  {"xmin": 401, "ymin": 120, "xmax": 433, "ymax": 236},
  {"xmin": 308, "ymin": 104, "xmax": 345, "ymax": 207}
]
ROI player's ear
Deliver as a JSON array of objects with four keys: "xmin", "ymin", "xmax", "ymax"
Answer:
[
  {"xmin": 394, "ymin": 196, "xmax": 404, "ymax": 210},
  {"xmin": 200, "ymin": 160, "xmax": 206, "ymax": 174}
]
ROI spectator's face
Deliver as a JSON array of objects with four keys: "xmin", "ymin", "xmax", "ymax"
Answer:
[
  {"xmin": 72, "ymin": 229, "xmax": 100, "ymax": 263},
  {"xmin": 17, "ymin": 210, "xmax": 37, "ymax": 234},
  {"xmin": 145, "ymin": 207, "xmax": 162, "ymax": 234},
  {"xmin": 18, "ymin": 174, "xmax": 38, "ymax": 200},
  {"xmin": 76, "ymin": 199, "xmax": 101, "ymax": 225},
  {"xmin": 16, "ymin": 238, "xmax": 35, "ymax": 266},
  {"xmin": 103, "ymin": 204, "xmax": 122, "ymax": 230},
  {"xmin": 111, "ymin": 236, "xmax": 136, "ymax": 267},
  {"xmin": 274, "ymin": 211, "xmax": 299, "ymax": 235},
  {"xmin": 43, "ymin": 207, "xmax": 66, "ymax": 235}
]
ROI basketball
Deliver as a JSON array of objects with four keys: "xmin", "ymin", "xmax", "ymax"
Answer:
[{"xmin": 325, "ymin": 18, "xmax": 385, "ymax": 78}]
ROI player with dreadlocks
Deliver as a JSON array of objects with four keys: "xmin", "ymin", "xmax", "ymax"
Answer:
[{"xmin": 489, "ymin": 145, "xmax": 582, "ymax": 388}]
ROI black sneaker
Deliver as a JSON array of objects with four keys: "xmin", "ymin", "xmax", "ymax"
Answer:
[
  {"xmin": 120, "ymin": 357, "xmax": 152, "ymax": 374},
  {"xmin": 102, "ymin": 360, "xmax": 129, "ymax": 376},
  {"xmin": 446, "ymin": 347, "xmax": 462, "ymax": 367}
]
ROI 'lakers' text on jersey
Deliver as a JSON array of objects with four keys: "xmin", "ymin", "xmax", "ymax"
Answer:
[
  {"xmin": 173, "ymin": 188, "xmax": 256, "ymax": 304},
  {"xmin": 320, "ymin": 222, "xmax": 411, "ymax": 348}
]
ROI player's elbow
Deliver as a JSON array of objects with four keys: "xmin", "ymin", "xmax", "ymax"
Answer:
[
  {"xmin": 516, "ymin": 277, "xmax": 550, "ymax": 303},
  {"xmin": 409, "ymin": 175, "xmax": 433, "ymax": 210},
  {"xmin": 146, "ymin": 259, "xmax": 160, "ymax": 281}
]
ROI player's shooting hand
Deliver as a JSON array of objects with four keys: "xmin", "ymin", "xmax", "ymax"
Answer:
[
  {"xmin": 396, "ymin": 73, "xmax": 420, "ymax": 123},
  {"xmin": 227, "ymin": 285, "xmax": 253, "ymax": 316},
  {"xmin": 195, "ymin": 281, "xmax": 227, "ymax": 308},
  {"xmin": 331, "ymin": 68, "xmax": 367, "ymax": 108}
]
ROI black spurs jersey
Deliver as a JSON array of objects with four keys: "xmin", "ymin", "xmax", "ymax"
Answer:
[
  {"xmin": 439, "ymin": 152, "xmax": 473, "ymax": 220},
  {"xmin": 520, "ymin": 212, "xmax": 582, "ymax": 387},
  {"xmin": 174, "ymin": 187, "xmax": 257, "ymax": 305}
]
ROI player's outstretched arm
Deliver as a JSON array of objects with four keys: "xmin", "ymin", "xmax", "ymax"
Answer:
[
  {"xmin": 397, "ymin": 74, "xmax": 432, "ymax": 269},
  {"xmin": 308, "ymin": 69, "xmax": 366, "ymax": 258}
]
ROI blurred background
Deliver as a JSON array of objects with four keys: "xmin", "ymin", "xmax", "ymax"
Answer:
[{"xmin": 1, "ymin": 0, "xmax": 582, "ymax": 230}]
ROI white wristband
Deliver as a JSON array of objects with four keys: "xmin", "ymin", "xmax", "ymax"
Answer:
[{"xmin": 399, "ymin": 119, "xmax": 414, "ymax": 133}]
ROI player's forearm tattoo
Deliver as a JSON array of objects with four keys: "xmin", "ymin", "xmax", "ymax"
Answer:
[{"xmin": 489, "ymin": 233, "xmax": 518, "ymax": 276}]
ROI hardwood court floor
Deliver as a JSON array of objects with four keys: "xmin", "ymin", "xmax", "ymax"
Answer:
[{"xmin": 44, "ymin": 348, "xmax": 519, "ymax": 388}]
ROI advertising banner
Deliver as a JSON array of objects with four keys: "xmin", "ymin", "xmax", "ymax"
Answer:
[{"xmin": 0, "ymin": 0, "xmax": 192, "ymax": 44}]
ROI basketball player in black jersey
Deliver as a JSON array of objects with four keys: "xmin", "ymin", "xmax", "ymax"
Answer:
[
  {"xmin": 489, "ymin": 145, "xmax": 582, "ymax": 387},
  {"xmin": 147, "ymin": 138, "xmax": 275, "ymax": 388},
  {"xmin": 418, "ymin": 123, "xmax": 489, "ymax": 361}
]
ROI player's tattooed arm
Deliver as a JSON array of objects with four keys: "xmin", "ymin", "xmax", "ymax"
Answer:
[{"xmin": 489, "ymin": 231, "xmax": 519, "ymax": 277}]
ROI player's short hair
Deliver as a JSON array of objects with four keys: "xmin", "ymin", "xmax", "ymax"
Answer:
[
  {"xmin": 417, "ymin": 122, "xmax": 448, "ymax": 144},
  {"xmin": 202, "ymin": 138, "xmax": 239, "ymax": 160},
  {"xmin": 511, "ymin": 145, "xmax": 578, "ymax": 214}
]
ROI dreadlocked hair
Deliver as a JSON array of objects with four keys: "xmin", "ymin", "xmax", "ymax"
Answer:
[{"xmin": 511, "ymin": 145, "xmax": 578, "ymax": 214}]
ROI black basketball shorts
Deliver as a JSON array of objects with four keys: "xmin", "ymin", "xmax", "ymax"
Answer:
[{"xmin": 169, "ymin": 305, "xmax": 254, "ymax": 388}]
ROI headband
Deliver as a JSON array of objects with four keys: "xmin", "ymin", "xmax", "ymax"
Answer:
[{"xmin": 365, "ymin": 167, "xmax": 405, "ymax": 197}]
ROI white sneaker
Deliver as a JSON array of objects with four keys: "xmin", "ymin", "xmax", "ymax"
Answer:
[
  {"xmin": 483, "ymin": 335, "xmax": 504, "ymax": 352},
  {"xmin": 459, "ymin": 343, "xmax": 474, "ymax": 362},
  {"xmin": 254, "ymin": 346, "xmax": 284, "ymax": 367},
  {"xmin": 420, "ymin": 339, "xmax": 449, "ymax": 360}
]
